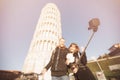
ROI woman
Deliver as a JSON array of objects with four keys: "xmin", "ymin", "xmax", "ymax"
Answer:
[{"xmin": 66, "ymin": 43, "xmax": 96, "ymax": 80}]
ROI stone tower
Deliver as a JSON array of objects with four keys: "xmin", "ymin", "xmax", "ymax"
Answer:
[{"xmin": 22, "ymin": 3, "xmax": 62, "ymax": 80}]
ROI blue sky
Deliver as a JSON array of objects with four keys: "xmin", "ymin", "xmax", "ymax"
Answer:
[{"xmin": 0, "ymin": 0, "xmax": 120, "ymax": 70}]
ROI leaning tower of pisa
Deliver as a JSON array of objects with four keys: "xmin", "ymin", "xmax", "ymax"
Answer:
[{"xmin": 22, "ymin": 3, "xmax": 62, "ymax": 80}]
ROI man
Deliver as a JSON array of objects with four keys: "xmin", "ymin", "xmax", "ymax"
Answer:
[{"xmin": 42, "ymin": 38, "xmax": 69, "ymax": 80}]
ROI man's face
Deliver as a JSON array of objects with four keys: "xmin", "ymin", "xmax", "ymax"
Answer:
[{"xmin": 59, "ymin": 39, "xmax": 65, "ymax": 47}]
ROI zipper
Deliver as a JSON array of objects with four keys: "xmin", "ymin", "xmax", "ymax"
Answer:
[{"xmin": 55, "ymin": 48, "xmax": 60, "ymax": 70}]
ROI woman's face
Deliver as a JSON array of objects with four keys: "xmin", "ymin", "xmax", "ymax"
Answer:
[{"xmin": 69, "ymin": 45, "xmax": 77, "ymax": 53}]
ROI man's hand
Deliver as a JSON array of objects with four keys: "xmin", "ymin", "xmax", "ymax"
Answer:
[{"xmin": 41, "ymin": 68, "xmax": 47, "ymax": 75}]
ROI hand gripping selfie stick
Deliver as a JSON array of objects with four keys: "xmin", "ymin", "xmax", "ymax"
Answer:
[
  {"xmin": 79, "ymin": 18, "xmax": 100, "ymax": 62},
  {"xmin": 79, "ymin": 18, "xmax": 100, "ymax": 64}
]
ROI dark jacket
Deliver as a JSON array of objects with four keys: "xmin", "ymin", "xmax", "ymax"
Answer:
[
  {"xmin": 73, "ymin": 52, "xmax": 96, "ymax": 80},
  {"xmin": 45, "ymin": 46, "xmax": 69, "ymax": 77},
  {"xmin": 74, "ymin": 51, "xmax": 87, "ymax": 66}
]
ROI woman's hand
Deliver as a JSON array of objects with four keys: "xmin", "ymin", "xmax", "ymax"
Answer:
[{"xmin": 66, "ymin": 59, "xmax": 70, "ymax": 65}]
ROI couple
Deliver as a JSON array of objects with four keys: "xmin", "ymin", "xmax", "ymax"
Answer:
[{"xmin": 41, "ymin": 38, "xmax": 96, "ymax": 80}]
